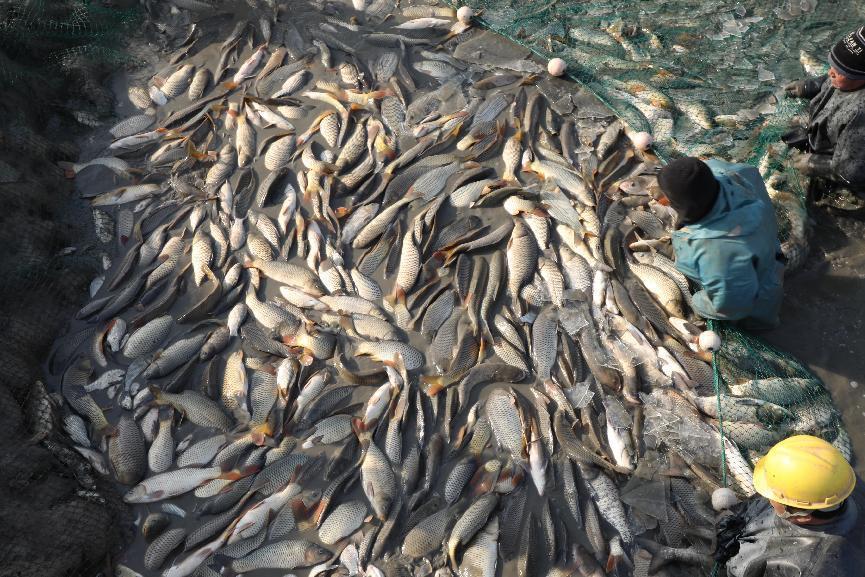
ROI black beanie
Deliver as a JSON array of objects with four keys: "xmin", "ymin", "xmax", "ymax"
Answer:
[
  {"xmin": 657, "ymin": 157, "xmax": 720, "ymax": 225},
  {"xmin": 829, "ymin": 26, "xmax": 865, "ymax": 80}
]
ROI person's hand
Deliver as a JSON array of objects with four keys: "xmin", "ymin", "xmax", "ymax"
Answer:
[
  {"xmin": 791, "ymin": 151, "xmax": 813, "ymax": 174},
  {"xmin": 784, "ymin": 80, "xmax": 807, "ymax": 98}
]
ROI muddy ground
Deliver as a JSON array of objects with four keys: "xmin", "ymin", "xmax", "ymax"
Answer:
[{"xmin": 764, "ymin": 208, "xmax": 865, "ymax": 479}]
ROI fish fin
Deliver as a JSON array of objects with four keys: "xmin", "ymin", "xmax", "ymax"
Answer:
[
  {"xmin": 220, "ymin": 464, "xmax": 261, "ymax": 481},
  {"xmin": 352, "ymin": 417, "xmax": 372, "ymax": 443},
  {"xmin": 222, "ymin": 81, "xmax": 239, "ymax": 90},
  {"xmin": 422, "ymin": 377, "xmax": 445, "ymax": 397}
]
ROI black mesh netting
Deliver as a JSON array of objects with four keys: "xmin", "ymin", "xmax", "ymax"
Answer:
[{"xmin": 0, "ymin": 1, "xmax": 141, "ymax": 576}]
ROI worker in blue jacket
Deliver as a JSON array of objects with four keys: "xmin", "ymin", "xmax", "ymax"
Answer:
[{"xmin": 656, "ymin": 157, "xmax": 785, "ymax": 329}]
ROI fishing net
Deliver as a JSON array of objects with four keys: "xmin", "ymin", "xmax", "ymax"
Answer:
[
  {"xmin": 0, "ymin": 2, "xmax": 141, "ymax": 576},
  {"xmin": 450, "ymin": 0, "xmax": 864, "ymax": 253},
  {"xmin": 709, "ymin": 319, "xmax": 849, "ymax": 489}
]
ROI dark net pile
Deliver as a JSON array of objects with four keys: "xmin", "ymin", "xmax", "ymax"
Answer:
[{"xmin": 0, "ymin": 1, "xmax": 140, "ymax": 576}]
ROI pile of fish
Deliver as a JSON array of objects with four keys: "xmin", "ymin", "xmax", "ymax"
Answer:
[{"xmin": 45, "ymin": 1, "xmax": 848, "ymax": 577}]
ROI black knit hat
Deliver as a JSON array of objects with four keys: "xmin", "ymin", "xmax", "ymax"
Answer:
[
  {"xmin": 657, "ymin": 157, "xmax": 720, "ymax": 225},
  {"xmin": 829, "ymin": 26, "xmax": 865, "ymax": 80}
]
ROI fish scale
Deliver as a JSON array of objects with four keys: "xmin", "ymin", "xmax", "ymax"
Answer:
[
  {"xmin": 109, "ymin": 414, "xmax": 146, "ymax": 485},
  {"xmin": 361, "ymin": 439, "xmax": 397, "ymax": 520},
  {"xmin": 147, "ymin": 410, "xmax": 175, "ymax": 473},
  {"xmin": 402, "ymin": 507, "xmax": 455, "ymax": 559},
  {"xmin": 578, "ymin": 463, "xmax": 633, "ymax": 544},
  {"xmin": 629, "ymin": 261, "xmax": 685, "ymax": 318},
  {"xmin": 381, "ymin": 96, "xmax": 406, "ymax": 139},
  {"xmin": 506, "ymin": 218, "xmax": 538, "ymax": 311},
  {"xmin": 319, "ymin": 501, "xmax": 367, "ymax": 544},
  {"xmin": 231, "ymin": 540, "xmax": 330, "ymax": 572},
  {"xmin": 177, "ymin": 435, "xmax": 226, "ymax": 468},
  {"xmin": 448, "ymin": 493, "xmax": 498, "ymax": 567},
  {"xmin": 472, "ymin": 92, "xmax": 511, "ymax": 127},
  {"xmin": 320, "ymin": 113, "xmax": 340, "ymax": 148},
  {"xmin": 408, "ymin": 161, "xmax": 463, "ymax": 201},
  {"xmin": 110, "ymin": 114, "xmax": 155, "ymax": 139},
  {"xmin": 486, "ymin": 388, "xmax": 525, "ymax": 462},
  {"xmin": 532, "ymin": 305, "xmax": 559, "ymax": 382},
  {"xmin": 421, "ymin": 289, "xmax": 454, "ymax": 336},
  {"xmin": 249, "ymin": 370, "xmax": 277, "ymax": 426},
  {"xmin": 161, "ymin": 64, "xmax": 195, "ymax": 99},
  {"xmin": 444, "ymin": 456, "xmax": 478, "ymax": 504},
  {"xmin": 335, "ymin": 123, "xmax": 367, "ymax": 175},
  {"xmin": 373, "ymin": 51, "xmax": 399, "ymax": 83},
  {"xmin": 144, "ymin": 527, "xmax": 186, "ymax": 570},
  {"xmin": 303, "ymin": 414, "xmax": 353, "ymax": 447},
  {"xmin": 123, "ymin": 315, "xmax": 173, "ymax": 359}
]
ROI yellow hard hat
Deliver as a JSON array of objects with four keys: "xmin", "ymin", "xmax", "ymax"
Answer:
[{"xmin": 753, "ymin": 435, "xmax": 855, "ymax": 509}]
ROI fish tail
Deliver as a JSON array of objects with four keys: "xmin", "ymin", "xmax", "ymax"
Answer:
[
  {"xmin": 385, "ymin": 285, "xmax": 407, "ymax": 308},
  {"xmin": 447, "ymin": 544, "xmax": 458, "ymax": 571},
  {"xmin": 310, "ymin": 499, "xmax": 327, "ymax": 527},
  {"xmin": 147, "ymin": 385, "xmax": 166, "ymax": 403},
  {"xmin": 249, "ymin": 422, "xmax": 274, "ymax": 446}
]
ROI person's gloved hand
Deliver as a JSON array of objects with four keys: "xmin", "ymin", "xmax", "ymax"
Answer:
[
  {"xmin": 791, "ymin": 151, "xmax": 813, "ymax": 173},
  {"xmin": 784, "ymin": 80, "xmax": 808, "ymax": 98}
]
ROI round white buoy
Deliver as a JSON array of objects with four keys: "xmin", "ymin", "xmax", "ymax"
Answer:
[
  {"xmin": 712, "ymin": 488, "xmax": 740, "ymax": 512},
  {"xmin": 547, "ymin": 58, "xmax": 566, "ymax": 76},
  {"xmin": 698, "ymin": 330, "xmax": 722, "ymax": 353},
  {"xmin": 457, "ymin": 6, "xmax": 474, "ymax": 23},
  {"xmin": 630, "ymin": 131, "xmax": 654, "ymax": 151}
]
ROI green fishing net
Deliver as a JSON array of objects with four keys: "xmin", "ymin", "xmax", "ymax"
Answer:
[
  {"xmin": 453, "ymin": 2, "xmax": 851, "ymax": 550},
  {"xmin": 709, "ymin": 320, "xmax": 849, "ymax": 493},
  {"xmin": 0, "ymin": 0, "xmax": 139, "ymax": 88},
  {"xmin": 454, "ymin": 0, "xmax": 864, "ymax": 254}
]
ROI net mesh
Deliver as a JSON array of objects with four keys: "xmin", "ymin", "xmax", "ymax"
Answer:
[
  {"xmin": 0, "ymin": 2, "xmax": 140, "ymax": 577},
  {"xmin": 709, "ymin": 320, "xmax": 848, "ymax": 488},
  {"xmin": 455, "ymin": 0, "xmax": 863, "ymax": 251}
]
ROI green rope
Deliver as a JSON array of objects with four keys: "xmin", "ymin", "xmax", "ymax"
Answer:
[
  {"xmin": 708, "ymin": 319, "xmax": 727, "ymax": 488},
  {"xmin": 709, "ymin": 319, "xmax": 725, "ymax": 577}
]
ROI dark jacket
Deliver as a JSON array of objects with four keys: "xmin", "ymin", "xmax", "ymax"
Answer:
[
  {"xmin": 725, "ymin": 497, "xmax": 864, "ymax": 577},
  {"xmin": 672, "ymin": 160, "xmax": 784, "ymax": 329},
  {"xmin": 801, "ymin": 75, "xmax": 865, "ymax": 190}
]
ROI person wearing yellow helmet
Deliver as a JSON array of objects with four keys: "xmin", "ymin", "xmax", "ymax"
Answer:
[{"xmin": 715, "ymin": 435, "xmax": 863, "ymax": 576}]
